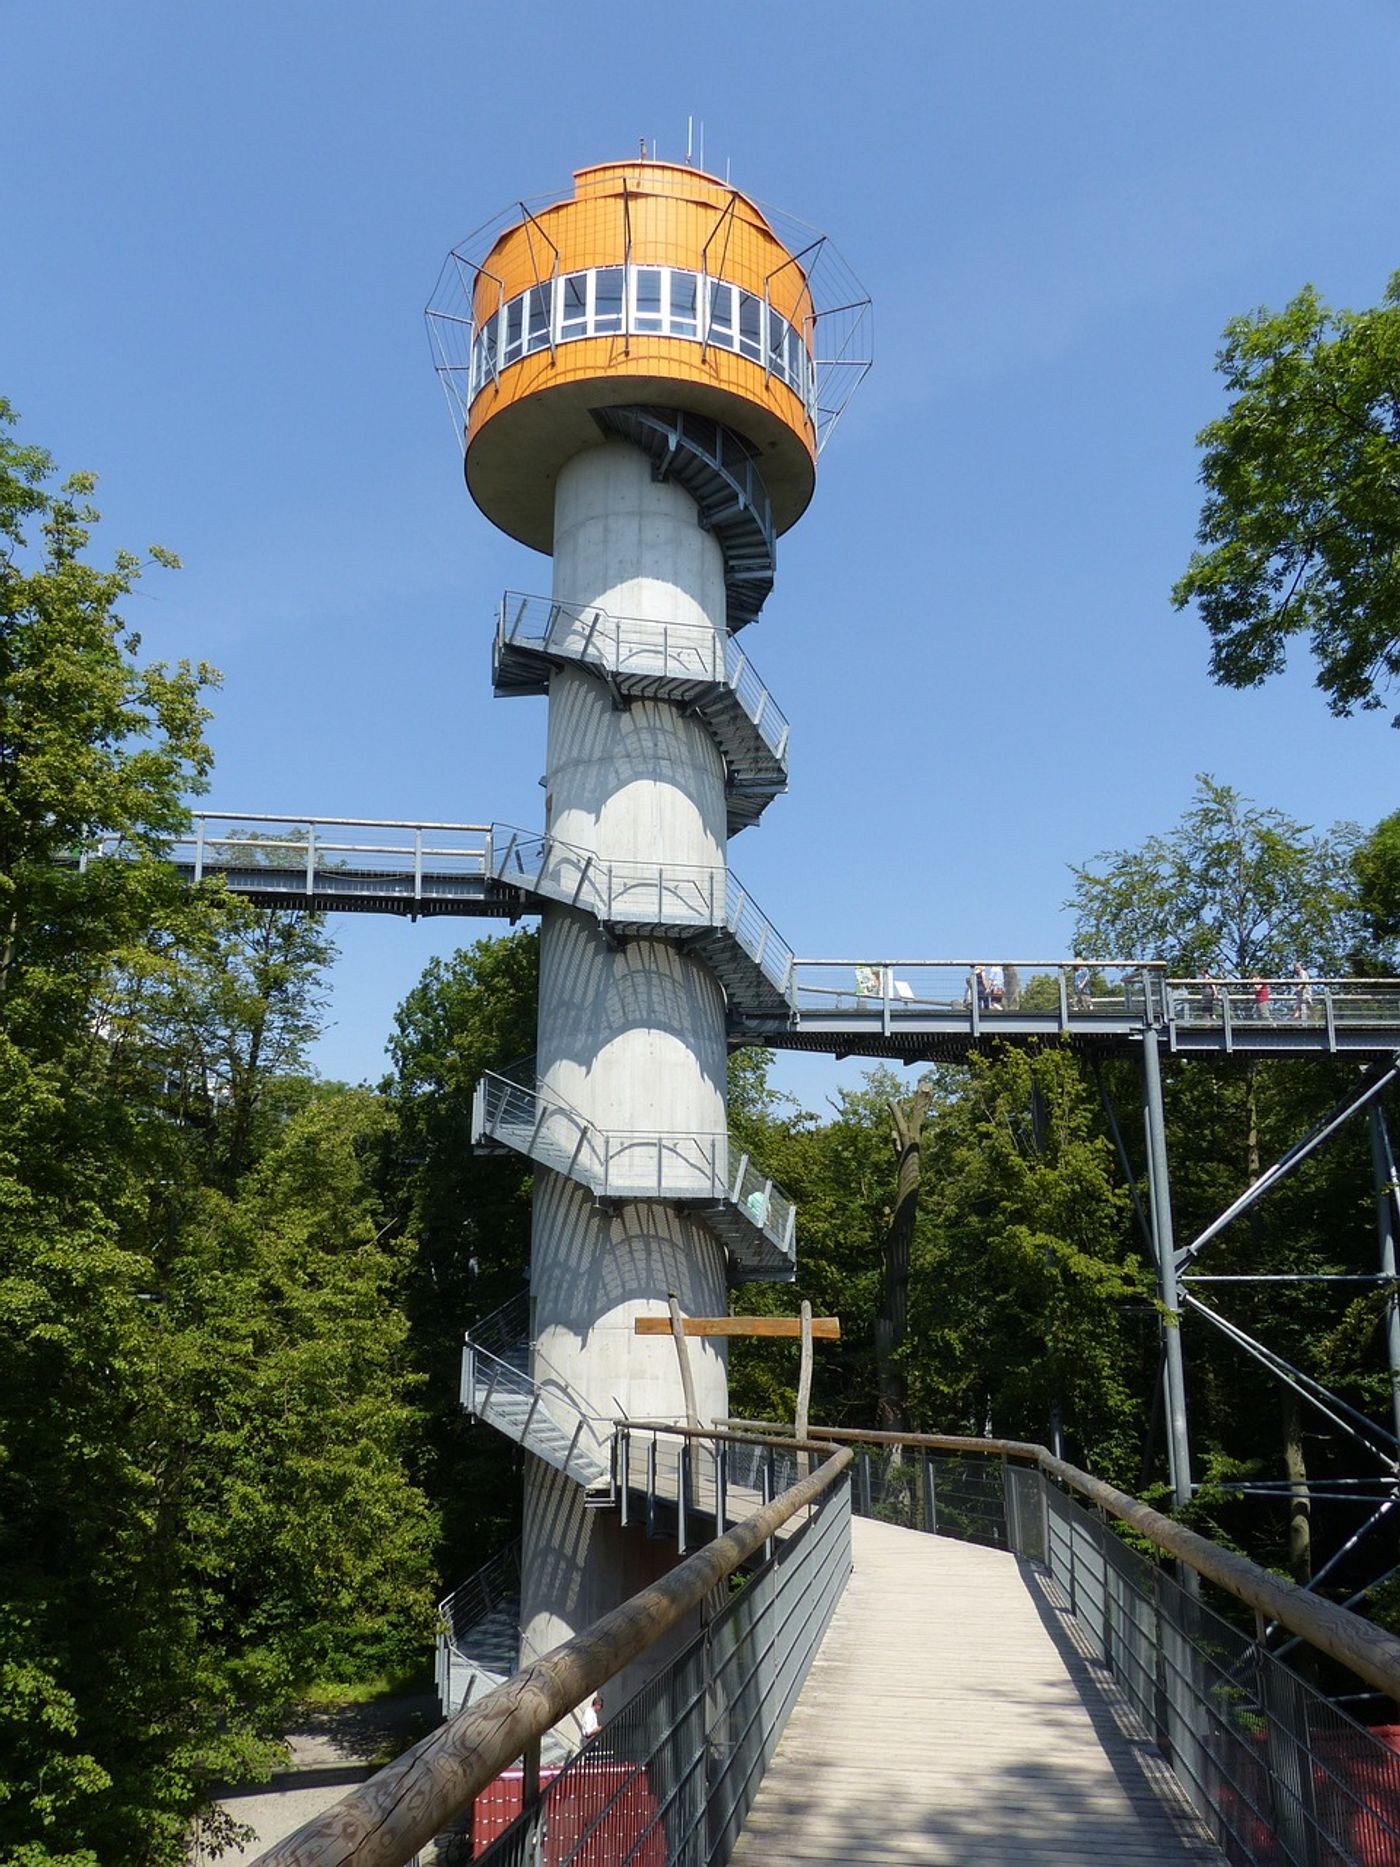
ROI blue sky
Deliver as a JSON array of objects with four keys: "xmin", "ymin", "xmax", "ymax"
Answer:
[{"xmin": 6, "ymin": 0, "xmax": 1398, "ymax": 1110}]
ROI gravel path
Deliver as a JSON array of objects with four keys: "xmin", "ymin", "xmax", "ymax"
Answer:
[{"xmin": 193, "ymin": 1690, "xmax": 440, "ymax": 1863}]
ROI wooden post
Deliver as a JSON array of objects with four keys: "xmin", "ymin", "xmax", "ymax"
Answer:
[
  {"xmin": 795, "ymin": 1300, "xmax": 813, "ymax": 1444},
  {"xmin": 669, "ymin": 1292, "xmax": 700, "ymax": 1432},
  {"xmin": 795, "ymin": 1300, "xmax": 814, "ymax": 1477}
]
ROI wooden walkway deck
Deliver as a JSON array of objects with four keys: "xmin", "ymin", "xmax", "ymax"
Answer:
[{"xmin": 730, "ymin": 1516, "xmax": 1224, "ymax": 1866}]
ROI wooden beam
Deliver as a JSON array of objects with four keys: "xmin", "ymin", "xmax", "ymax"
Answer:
[{"xmin": 634, "ymin": 1315, "xmax": 840, "ymax": 1340}]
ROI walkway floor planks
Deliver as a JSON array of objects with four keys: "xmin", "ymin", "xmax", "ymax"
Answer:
[{"xmin": 730, "ymin": 1515, "xmax": 1223, "ymax": 1865}]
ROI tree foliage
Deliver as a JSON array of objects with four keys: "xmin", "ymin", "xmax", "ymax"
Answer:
[
  {"xmin": 1173, "ymin": 276, "xmax": 1400, "ymax": 723},
  {"xmin": 0, "ymin": 405, "xmax": 433, "ymax": 1865},
  {"xmin": 1069, "ymin": 774, "xmax": 1359, "ymax": 975}
]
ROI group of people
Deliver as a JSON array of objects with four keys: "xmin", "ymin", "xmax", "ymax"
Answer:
[
  {"xmin": 1196, "ymin": 962, "xmax": 1314, "ymax": 1021},
  {"xmin": 965, "ymin": 963, "xmax": 1009, "ymax": 1011}
]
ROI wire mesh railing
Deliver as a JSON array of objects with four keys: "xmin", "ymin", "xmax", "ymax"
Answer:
[
  {"xmin": 789, "ymin": 957, "xmax": 1169, "ymax": 1028},
  {"xmin": 71, "ymin": 812, "xmax": 495, "ymax": 903},
  {"xmin": 729, "ymin": 1425, "xmax": 1400, "ymax": 1867},
  {"xmin": 495, "ymin": 590, "xmax": 791, "ymax": 766},
  {"xmin": 462, "ymin": 1293, "xmax": 612, "ymax": 1487},
  {"xmin": 471, "ymin": 1460, "xmax": 851, "ymax": 1867},
  {"xmin": 488, "ymin": 826, "xmax": 724, "ymax": 926},
  {"xmin": 1166, "ymin": 978, "xmax": 1400, "ymax": 1034},
  {"xmin": 256, "ymin": 1437, "xmax": 853, "ymax": 1867}
]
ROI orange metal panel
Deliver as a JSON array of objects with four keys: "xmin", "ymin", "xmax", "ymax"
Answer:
[
  {"xmin": 471, "ymin": 164, "xmax": 814, "ymax": 332},
  {"xmin": 468, "ymin": 333, "xmax": 814, "ymax": 452}
]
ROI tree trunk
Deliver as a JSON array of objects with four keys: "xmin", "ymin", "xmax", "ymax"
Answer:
[
  {"xmin": 875, "ymin": 1084, "xmax": 932, "ymax": 1431},
  {"xmin": 1282, "ymin": 1389, "xmax": 1312, "ymax": 1583},
  {"xmin": 1247, "ymin": 1065, "xmax": 1313, "ymax": 1584}
]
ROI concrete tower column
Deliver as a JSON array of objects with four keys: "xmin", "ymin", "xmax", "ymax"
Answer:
[{"xmin": 520, "ymin": 444, "xmax": 732, "ymax": 1667}]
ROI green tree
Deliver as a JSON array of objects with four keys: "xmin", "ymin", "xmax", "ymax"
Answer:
[
  {"xmin": 1172, "ymin": 275, "xmax": 1400, "ymax": 723},
  {"xmin": 1070, "ymin": 774, "xmax": 1359, "ymax": 977},
  {"xmin": 0, "ymin": 404, "xmax": 435, "ymax": 1863},
  {"xmin": 382, "ymin": 932, "xmax": 538, "ymax": 1578},
  {"xmin": 1352, "ymin": 807, "xmax": 1400, "ymax": 959},
  {"xmin": 167, "ymin": 1089, "xmax": 436, "ymax": 1695},
  {"xmin": 907, "ymin": 1046, "xmax": 1143, "ymax": 1479}
]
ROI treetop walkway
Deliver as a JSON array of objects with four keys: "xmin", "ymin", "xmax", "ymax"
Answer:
[
  {"xmin": 254, "ymin": 1423, "xmax": 1400, "ymax": 1867},
  {"xmin": 69, "ymin": 814, "xmax": 1400, "ymax": 1061}
]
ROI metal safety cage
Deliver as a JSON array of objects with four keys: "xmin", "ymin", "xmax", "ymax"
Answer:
[
  {"xmin": 470, "ymin": 1465, "xmax": 851, "ymax": 1867},
  {"xmin": 749, "ymin": 194, "xmax": 872, "ymax": 455}
]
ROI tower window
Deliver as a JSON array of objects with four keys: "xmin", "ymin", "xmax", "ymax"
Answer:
[
  {"xmin": 561, "ymin": 273, "xmax": 589, "ymax": 335},
  {"xmin": 593, "ymin": 268, "xmax": 623, "ymax": 333},
  {"xmin": 503, "ymin": 297, "xmax": 525, "ymax": 364},
  {"xmin": 633, "ymin": 268, "xmax": 664, "ymax": 333},
  {"xmin": 468, "ymin": 264, "xmax": 814, "ymax": 418},
  {"xmin": 671, "ymin": 272, "xmax": 698, "ymax": 338},
  {"xmin": 737, "ymin": 292, "xmax": 763, "ymax": 361}
]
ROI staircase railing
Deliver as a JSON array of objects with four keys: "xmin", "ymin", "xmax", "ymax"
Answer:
[
  {"xmin": 254, "ymin": 1435, "xmax": 853, "ymax": 1867},
  {"xmin": 435, "ymin": 1538, "xmax": 521, "ymax": 1714},
  {"xmin": 472, "ymin": 1071, "xmax": 796, "ymax": 1263},
  {"xmin": 485, "ymin": 826, "xmax": 796, "ymax": 1005},
  {"xmin": 462, "ymin": 1294, "xmax": 611, "ymax": 1488},
  {"xmin": 723, "ymin": 1421, "xmax": 1400, "ymax": 1867},
  {"xmin": 496, "ymin": 591, "xmax": 790, "ymax": 764}
]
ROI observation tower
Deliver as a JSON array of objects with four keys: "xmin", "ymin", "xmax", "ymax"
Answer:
[{"xmin": 428, "ymin": 158, "xmax": 869, "ymax": 1691}]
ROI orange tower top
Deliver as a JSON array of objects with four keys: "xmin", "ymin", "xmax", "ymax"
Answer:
[{"xmin": 428, "ymin": 161, "xmax": 871, "ymax": 554}]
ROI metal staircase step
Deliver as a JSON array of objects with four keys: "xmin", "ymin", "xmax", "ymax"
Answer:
[
  {"xmin": 492, "ymin": 596, "xmax": 788, "ymax": 837},
  {"xmin": 473, "ymin": 1071, "xmax": 797, "ymax": 1286},
  {"xmin": 592, "ymin": 407, "xmax": 776, "ymax": 631}
]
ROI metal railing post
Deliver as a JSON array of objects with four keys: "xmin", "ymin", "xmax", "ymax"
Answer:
[
  {"xmin": 414, "ymin": 827, "xmax": 422, "ymax": 905},
  {"xmin": 521, "ymin": 1737, "xmax": 544, "ymax": 1867},
  {"xmin": 761, "ymin": 1452, "xmax": 775, "ymax": 1563},
  {"xmin": 922, "ymin": 1454, "xmax": 937, "ymax": 1535},
  {"xmin": 305, "ymin": 823, "xmax": 317, "ymax": 898},
  {"xmin": 193, "ymin": 815, "xmax": 205, "ymax": 883},
  {"xmin": 677, "ymin": 1440, "xmax": 690, "ymax": 1555}
]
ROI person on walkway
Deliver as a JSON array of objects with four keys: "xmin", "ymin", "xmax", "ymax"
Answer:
[
  {"xmin": 986, "ymin": 963, "xmax": 1005, "ymax": 1010},
  {"xmin": 1199, "ymin": 968, "xmax": 1220, "ymax": 1018},
  {"xmin": 1253, "ymin": 975, "xmax": 1272, "ymax": 1021},
  {"xmin": 1071, "ymin": 961, "xmax": 1092, "ymax": 1010},
  {"xmin": 1292, "ymin": 961, "xmax": 1314, "ymax": 1020}
]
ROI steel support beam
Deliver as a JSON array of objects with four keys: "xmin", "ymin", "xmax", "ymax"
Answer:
[
  {"xmin": 1140, "ymin": 1037, "xmax": 1192, "ymax": 1507},
  {"xmin": 1174, "ymin": 1059, "xmax": 1400, "ymax": 1275},
  {"xmin": 1367, "ymin": 1105, "xmax": 1400, "ymax": 1451}
]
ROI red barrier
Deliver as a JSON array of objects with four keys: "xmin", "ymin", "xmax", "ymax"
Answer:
[{"xmin": 471, "ymin": 1763, "xmax": 668, "ymax": 1863}]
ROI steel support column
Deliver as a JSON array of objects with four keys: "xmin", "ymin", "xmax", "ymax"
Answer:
[
  {"xmin": 1367, "ymin": 1105, "xmax": 1400, "ymax": 1451},
  {"xmin": 1141, "ymin": 1036, "xmax": 1192, "ymax": 1508}
]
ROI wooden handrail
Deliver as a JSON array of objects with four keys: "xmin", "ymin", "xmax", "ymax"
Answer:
[
  {"xmin": 721, "ymin": 1418, "xmax": 1400, "ymax": 1704},
  {"xmin": 254, "ymin": 1443, "xmax": 851, "ymax": 1867}
]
